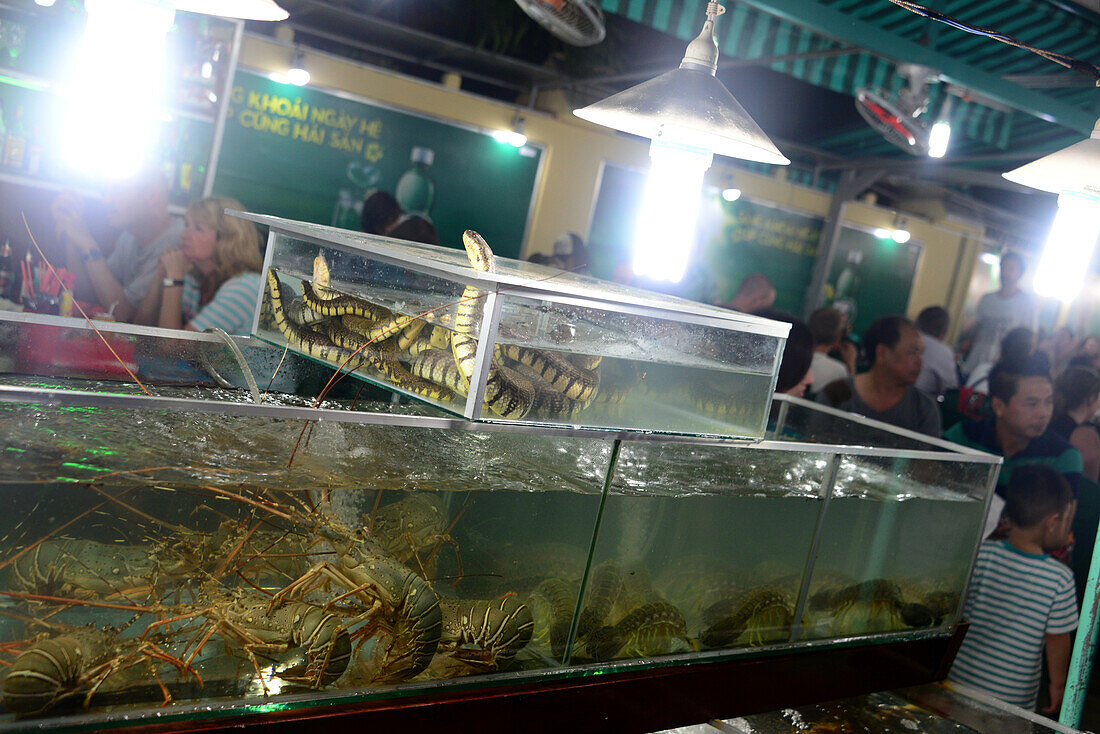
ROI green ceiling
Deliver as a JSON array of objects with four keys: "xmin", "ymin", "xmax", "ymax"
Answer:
[{"xmin": 597, "ymin": 0, "xmax": 1099, "ymax": 164}]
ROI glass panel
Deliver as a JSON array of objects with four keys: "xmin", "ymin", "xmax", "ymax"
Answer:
[
  {"xmin": 259, "ymin": 235, "xmax": 474, "ymax": 414},
  {"xmin": 496, "ymin": 293, "xmax": 782, "ymax": 436},
  {"xmin": 803, "ymin": 455, "xmax": 992, "ymax": 641},
  {"xmin": 772, "ymin": 398, "xmax": 952, "ymax": 451},
  {"xmin": 579, "ymin": 442, "xmax": 828, "ymax": 663},
  {"xmin": 244, "ymin": 213, "xmax": 791, "ymax": 329},
  {"xmin": 0, "ymin": 313, "xmax": 435, "ymax": 407},
  {"xmin": 0, "ymin": 399, "xmax": 612, "ymax": 721}
]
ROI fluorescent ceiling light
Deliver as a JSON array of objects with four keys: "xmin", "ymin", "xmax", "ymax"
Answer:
[
  {"xmin": 572, "ymin": 2, "xmax": 787, "ymax": 165},
  {"xmin": 169, "ymin": 0, "xmax": 288, "ymax": 21},
  {"xmin": 1004, "ymin": 116, "xmax": 1100, "ymax": 303},
  {"xmin": 1003, "ymin": 117, "xmax": 1100, "ymax": 197},
  {"xmin": 928, "ymin": 119, "xmax": 951, "ymax": 159}
]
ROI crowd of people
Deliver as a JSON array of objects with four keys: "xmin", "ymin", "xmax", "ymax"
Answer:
[
  {"xmin": 722, "ymin": 252, "xmax": 1100, "ymax": 714},
  {"xmin": 49, "ymin": 177, "xmax": 444, "ymax": 336}
]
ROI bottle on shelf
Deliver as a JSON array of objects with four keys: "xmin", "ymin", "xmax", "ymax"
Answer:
[
  {"xmin": 2, "ymin": 104, "xmax": 27, "ymax": 170},
  {"xmin": 0, "ymin": 240, "xmax": 12, "ymax": 301},
  {"xmin": 395, "ymin": 147, "xmax": 436, "ymax": 216},
  {"xmin": 831, "ymin": 249, "xmax": 863, "ymax": 325},
  {"xmin": 178, "ymin": 126, "xmax": 195, "ymax": 195},
  {"xmin": 24, "ymin": 124, "xmax": 42, "ymax": 176},
  {"xmin": 0, "ymin": 100, "xmax": 7, "ymax": 165}
]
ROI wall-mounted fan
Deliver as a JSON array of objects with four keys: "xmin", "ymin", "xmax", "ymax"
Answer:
[
  {"xmin": 855, "ymin": 64, "xmax": 938, "ymax": 155},
  {"xmin": 513, "ymin": 0, "xmax": 606, "ymax": 46}
]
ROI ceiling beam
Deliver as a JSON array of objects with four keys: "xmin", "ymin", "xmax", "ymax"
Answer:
[
  {"xmin": 882, "ymin": 165, "xmax": 1036, "ymax": 192},
  {"xmin": 730, "ymin": 0, "xmax": 1097, "ymax": 134},
  {"xmin": 578, "ymin": 46, "xmax": 861, "ymax": 87}
]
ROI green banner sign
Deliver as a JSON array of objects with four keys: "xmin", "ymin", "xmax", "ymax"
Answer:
[
  {"xmin": 693, "ymin": 197, "xmax": 822, "ymax": 313},
  {"xmin": 212, "ymin": 70, "xmax": 543, "ymax": 259},
  {"xmin": 587, "ymin": 162, "xmax": 823, "ymax": 313}
]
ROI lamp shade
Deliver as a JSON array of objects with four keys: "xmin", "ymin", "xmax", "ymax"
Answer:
[
  {"xmin": 1002, "ymin": 117, "xmax": 1100, "ymax": 196},
  {"xmin": 170, "ymin": 0, "xmax": 289, "ymax": 21},
  {"xmin": 573, "ymin": 66, "xmax": 790, "ymax": 165}
]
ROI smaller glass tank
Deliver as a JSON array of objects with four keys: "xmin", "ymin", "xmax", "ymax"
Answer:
[{"xmin": 244, "ymin": 212, "xmax": 789, "ymax": 438}]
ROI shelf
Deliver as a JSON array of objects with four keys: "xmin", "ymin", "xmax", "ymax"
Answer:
[
  {"xmin": 0, "ymin": 65, "xmax": 217, "ymax": 127},
  {"xmin": 0, "ymin": 169, "xmax": 101, "ymax": 198},
  {"xmin": 0, "ymin": 64, "xmax": 50, "ymax": 92}
]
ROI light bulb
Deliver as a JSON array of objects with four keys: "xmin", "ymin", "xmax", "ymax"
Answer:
[
  {"xmin": 61, "ymin": 0, "xmax": 174, "ymax": 178},
  {"xmin": 928, "ymin": 119, "xmax": 951, "ymax": 159},
  {"xmin": 1033, "ymin": 192, "xmax": 1100, "ymax": 301},
  {"xmin": 633, "ymin": 140, "xmax": 712, "ymax": 283},
  {"xmin": 721, "ymin": 187, "xmax": 741, "ymax": 202},
  {"xmin": 892, "ymin": 229, "xmax": 911, "ymax": 244},
  {"xmin": 286, "ymin": 66, "xmax": 309, "ymax": 86},
  {"xmin": 492, "ymin": 129, "xmax": 527, "ymax": 147},
  {"xmin": 873, "ymin": 228, "xmax": 892, "ymax": 239},
  {"xmin": 980, "ymin": 252, "xmax": 999, "ymax": 265}
]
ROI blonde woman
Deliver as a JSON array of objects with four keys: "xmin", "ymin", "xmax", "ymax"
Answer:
[{"xmin": 137, "ymin": 197, "xmax": 263, "ymax": 335}]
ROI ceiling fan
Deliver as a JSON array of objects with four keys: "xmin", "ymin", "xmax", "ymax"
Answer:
[
  {"xmin": 855, "ymin": 64, "xmax": 938, "ymax": 155},
  {"xmin": 512, "ymin": 0, "xmax": 606, "ymax": 47}
]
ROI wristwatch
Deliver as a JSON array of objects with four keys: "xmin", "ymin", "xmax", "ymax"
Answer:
[
  {"xmin": 162, "ymin": 278, "xmax": 186, "ymax": 288},
  {"xmin": 81, "ymin": 248, "xmax": 103, "ymax": 263}
]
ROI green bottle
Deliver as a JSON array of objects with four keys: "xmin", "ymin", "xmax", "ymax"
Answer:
[
  {"xmin": 395, "ymin": 147, "xmax": 435, "ymax": 215},
  {"xmin": 2, "ymin": 104, "xmax": 26, "ymax": 170},
  {"xmin": 832, "ymin": 250, "xmax": 862, "ymax": 325},
  {"xmin": 0, "ymin": 101, "xmax": 7, "ymax": 166}
]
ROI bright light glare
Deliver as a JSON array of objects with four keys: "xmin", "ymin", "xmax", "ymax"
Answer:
[
  {"xmin": 633, "ymin": 141, "xmax": 712, "ymax": 283},
  {"xmin": 61, "ymin": 0, "xmax": 174, "ymax": 179},
  {"xmin": 873, "ymin": 228, "xmax": 892, "ymax": 239},
  {"xmin": 1034, "ymin": 193, "xmax": 1100, "ymax": 301},
  {"xmin": 980, "ymin": 252, "xmax": 999, "ymax": 265},
  {"xmin": 492, "ymin": 129, "xmax": 527, "ymax": 147},
  {"xmin": 721, "ymin": 187, "xmax": 741, "ymax": 202},
  {"xmin": 892, "ymin": 229, "xmax": 911, "ymax": 244},
  {"xmin": 34, "ymin": 0, "xmax": 57, "ymax": 6},
  {"xmin": 286, "ymin": 66, "xmax": 310, "ymax": 86},
  {"xmin": 928, "ymin": 120, "xmax": 951, "ymax": 159}
]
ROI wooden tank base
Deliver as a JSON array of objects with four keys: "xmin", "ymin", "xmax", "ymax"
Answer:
[{"xmin": 117, "ymin": 625, "xmax": 967, "ymax": 734}]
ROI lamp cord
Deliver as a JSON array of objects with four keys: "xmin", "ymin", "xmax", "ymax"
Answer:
[{"xmin": 885, "ymin": 0, "xmax": 1100, "ymax": 86}]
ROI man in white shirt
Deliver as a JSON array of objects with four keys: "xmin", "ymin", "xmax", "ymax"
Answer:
[
  {"xmin": 808, "ymin": 306, "xmax": 850, "ymax": 392},
  {"xmin": 961, "ymin": 252, "xmax": 1038, "ymax": 376},
  {"xmin": 915, "ymin": 305, "xmax": 959, "ymax": 399}
]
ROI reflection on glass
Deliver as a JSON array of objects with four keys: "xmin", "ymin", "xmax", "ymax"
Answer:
[
  {"xmin": 0, "ymin": 399, "xmax": 611, "ymax": 717},
  {"xmin": 579, "ymin": 442, "xmax": 826, "ymax": 660},
  {"xmin": 801, "ymin": 456, "xmax": 990, "ymax": 640},
  {"xmin": 258, "ymin": 231, "xmax": 784, "ymax": 436}
]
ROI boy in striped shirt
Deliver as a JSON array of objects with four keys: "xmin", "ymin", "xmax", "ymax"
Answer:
[{"xmin": 948, "ymin": 464, "xmax": 1078, "ymax": 712}]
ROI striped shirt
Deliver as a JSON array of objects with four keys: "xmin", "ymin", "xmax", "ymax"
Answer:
[
  {"xmin": 948, "ymin": 540, "xmax": 1077, "ymax": 708},
  {"xmin": 182, "ymin": 272, "xmax": 262, "ymax": 336}
]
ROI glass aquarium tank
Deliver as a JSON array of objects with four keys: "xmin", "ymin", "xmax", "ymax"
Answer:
[
  {"xmin": 243, "ymin": 212, "xmax": 789, "ymax": 438},
  {"xmin": 0, "ymin": 346, "xmax": 999, "ymax": 730}
]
